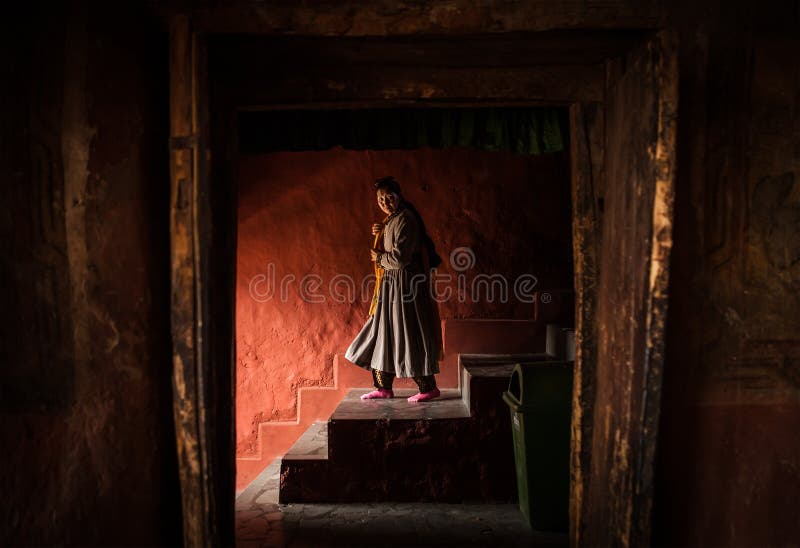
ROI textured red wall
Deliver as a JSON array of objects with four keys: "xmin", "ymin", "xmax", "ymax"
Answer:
[{"xmin": 236, "ymin": 146, "xmax": 571, "ymax": 456}]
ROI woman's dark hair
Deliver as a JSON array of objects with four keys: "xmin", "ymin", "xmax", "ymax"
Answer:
[
  {"xmin": 374, "ymin": 175, "xmax": 442, "ymax": 269},
  {"xmin": 374, "ymin": 176, "xmax": 402, "ymax": 195}
]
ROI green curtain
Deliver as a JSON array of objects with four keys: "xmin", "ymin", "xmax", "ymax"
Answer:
[{"xmin": 239, "ymin": 107, "xmax": 566, "ymax": 155}]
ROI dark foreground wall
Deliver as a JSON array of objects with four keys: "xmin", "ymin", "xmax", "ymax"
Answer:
[
  {"xmin": 655, "ymin": 4, "xmax": 800, "ymax": 546},
  {"xmin": 1, "ymin": 1, "xmax": 798, "ymax": 546},
  {"xmin": 0, "ymin": 3, "xmax": 181, "ymax": 545}
]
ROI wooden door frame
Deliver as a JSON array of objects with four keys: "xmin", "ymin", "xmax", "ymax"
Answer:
[
  {"xmin": 169, "ymin": 15, "xmax": 219, "ymax": 547},
  {"xmin": 168, "ymin": 17, "xmax": 676, "ymax": 547},
  {"xmin": 568, "ymin": 101, "xmax": 604, "ymax": 546}
]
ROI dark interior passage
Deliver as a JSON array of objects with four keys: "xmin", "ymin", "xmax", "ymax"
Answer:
[{"xmin": 1, "ymin": 2, "xmax": 799, "ymax": 547}]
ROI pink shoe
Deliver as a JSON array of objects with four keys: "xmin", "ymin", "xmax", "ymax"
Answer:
[
  {"xmin": 360, "ymin": 388, "xmax": 394, "ymax": 400},
  {"xmin": 407, "ymin": 388, "xmax": 440, "ymax": 402}
]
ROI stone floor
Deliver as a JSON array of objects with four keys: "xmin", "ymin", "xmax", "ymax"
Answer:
[{"xmin": 236, "ymin": 457, "xmax": 568, "ymax": 547}]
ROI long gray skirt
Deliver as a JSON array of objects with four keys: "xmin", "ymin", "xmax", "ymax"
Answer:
[{"xmin": 345, "ymin": 266, "xmax": 440, "ymax": 378}]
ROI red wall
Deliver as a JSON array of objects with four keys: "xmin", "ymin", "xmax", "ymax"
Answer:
[{"xmin": 236, "ymin": 146, "xmax": 571, "ymax": 457}]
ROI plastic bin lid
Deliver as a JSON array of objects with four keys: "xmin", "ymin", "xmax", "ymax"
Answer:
[{"xmin": 504, "ymin": 361, "xmax": 573, "ymax": 410}]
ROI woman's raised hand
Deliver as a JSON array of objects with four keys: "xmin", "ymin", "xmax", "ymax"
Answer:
[{"xmin": 371, "ymin": 223, "xmax": 383, "ymax": 235}]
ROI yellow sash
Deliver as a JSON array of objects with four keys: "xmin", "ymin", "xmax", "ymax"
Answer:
[{"xmin": 368, "ymin": 223, "xmax": 386, "ymax": 317}]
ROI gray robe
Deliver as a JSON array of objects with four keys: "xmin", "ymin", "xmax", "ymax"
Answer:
[{"xmin": 345, "ymin": 206, "xmax": 440, "ymax": 378}]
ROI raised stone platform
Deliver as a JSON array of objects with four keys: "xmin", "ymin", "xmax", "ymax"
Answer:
[
  {"xmin": 282, "ymin": 421, "xmax": 328, "ymax": 462},
  {"xmin": 280, "ymin": 354, "xmax": 557, "ymax": 504},
  {"xmin": 332, "ymin": 388, "xmax": 468, "ymax": 420},
  {"xmin": 238, "ymin": 455, "xmax": 568, "ymax": 547}
]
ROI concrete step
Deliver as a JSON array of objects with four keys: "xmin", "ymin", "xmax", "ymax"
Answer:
[
  {"xmin": 458, "ymin": 353, "xmax": 552, "ymax": 416},
  {"xmin": 280, "ymin": 354, "xmax": 556, "ymax": 504},
  {"xmin": 240, "ymin": 317, "xmax": 553, "ymax": 492},
  {"xmin": 282, "ymin": 420, "xmax": 328, "ymax": 463},
  {"xmin": 278, "ymin": 421, "xmax": 330, "ymax": 503},
  {"xmin": 236, "ymin": 354, "xmax": 372, "ymax": 492}
]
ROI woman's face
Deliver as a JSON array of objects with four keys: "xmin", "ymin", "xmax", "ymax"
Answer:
[{"xmin": 377, "ymin": 189, "xmax": 400, "ymax": 215}]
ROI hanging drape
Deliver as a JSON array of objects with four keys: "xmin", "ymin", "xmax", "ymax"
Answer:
[{"xmin": 239, "ymin": 107, "xmax": 567, "ymax": 155}]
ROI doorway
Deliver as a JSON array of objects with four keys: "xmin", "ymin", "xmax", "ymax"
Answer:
[{"xmin": 168, "ymin": 23, "xmax": 678, "ymax": 547}]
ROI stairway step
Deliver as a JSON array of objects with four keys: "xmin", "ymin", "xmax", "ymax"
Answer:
[
  {"xmin": 236, "ymin": 354, "xmax": 372, "ymax": 492},
  {"xmin": 279, "ymin": 421, "xmax": 330, "ymax": 504},
  {"xmin": 328, "ymin": 389, "xmax": 473, "ymax": 486},
  {"xmin": 454, "ymin": 352, "xmax": 572, "ymax": 502},
  {"xmin": 459, "ymin": 353, "xmax": 553, "ymax": 415},
  {"xmin": 280, "ymin": 359, "xmax": 558, "ymax": 504},
  {"xmin": 331, "ymin": 388, "xmax": 469, "ymax": 421},
  {"xmin": 460, "ymin": 352, "xmax": 551, "ymax": 373},
  {"xmin": 282, "ymin": 420, "xmax": 328, "ymax": 462}
]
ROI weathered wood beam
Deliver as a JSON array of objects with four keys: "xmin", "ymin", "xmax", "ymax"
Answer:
[
  {"xmin": 583, "ymin": 30, "xmax": 678, "ymax": 547},
  {"xmin": 152, "ymin": 1, "xmax": 664, "ymax": 35},
  {"xmin": 631, "ymin": 29, "xmax": 678, "ymax": 547},
  {"xmin": 207, "ymin": 31, "xmax": 649, "ymax": 67},
  {"xmin": 215, "ymin": 65, "xmax": 604, "ymax": 107},
  {"xmin": 568, "ymin": 101, "xmax": 604, "ymax": 548},
  {"xmin": 169, "ymin": 14, "xmax": 217, "ymax": 547}
]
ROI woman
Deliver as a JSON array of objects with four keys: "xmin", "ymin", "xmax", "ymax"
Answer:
[{"xmin": 345, "ymin": 176, "xmax": 444, "ymax": 402}]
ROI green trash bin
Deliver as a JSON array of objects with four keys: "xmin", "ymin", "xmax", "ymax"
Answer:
[{"xmin": 502, "ymin": 361, "xmax": 573, "ymax": 532}]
